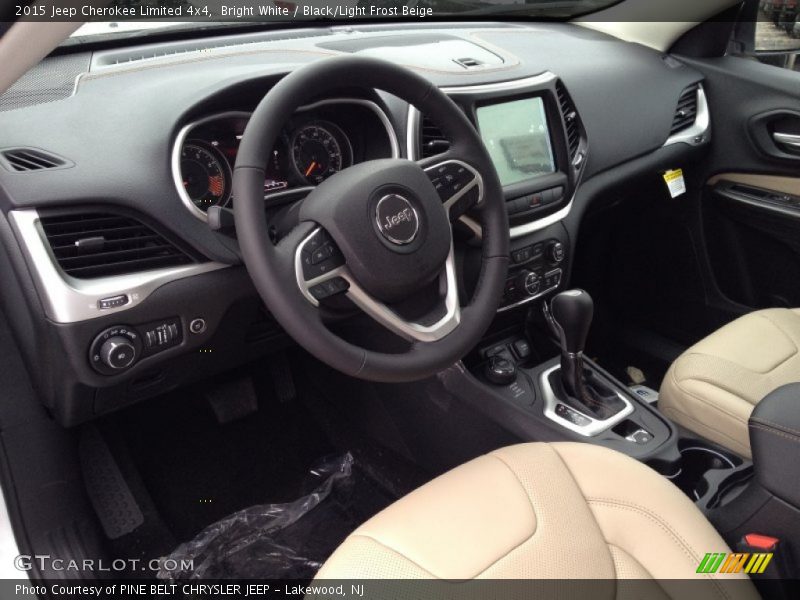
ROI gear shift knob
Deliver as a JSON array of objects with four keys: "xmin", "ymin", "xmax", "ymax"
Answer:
[{"xmin": 550, "ymin": 289, "xmax": 593, "ymax": 355}]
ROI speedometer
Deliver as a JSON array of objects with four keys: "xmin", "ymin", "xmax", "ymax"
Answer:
[
  {"xmin": 290, "ymin": 121, "xmax": 351, "ymax": 185},
  {"xmin": 180, "ymin": 142, "xmax": 231, "ymax": 211}
]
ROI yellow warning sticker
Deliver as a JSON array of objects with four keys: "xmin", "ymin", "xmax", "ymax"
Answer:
[{"xmin": 663, "ymin": 169, "xmax": 686, "ymax": 198}]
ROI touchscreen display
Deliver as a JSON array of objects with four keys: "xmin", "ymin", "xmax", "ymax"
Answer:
[{"xmin": 476, "ymin": 97, "xmax": 556, "ymax": 186}]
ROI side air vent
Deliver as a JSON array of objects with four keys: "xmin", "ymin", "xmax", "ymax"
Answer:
[
  {"xmin": 555, "ymin": 81, "xmax": 580, "ymax": 160},
  {"xmin": 39, "ymin": 212, "xmax": 195, "ymax": 279},
  {"xmin": 1, "ymin": 148, "xmax": 68, "ymax": 172},
  {"xmin": 671, "ymin": 85, "xmax": 700, "ymax": 135},
  {"xmin": 419, "ymin": 115, "xmax": 450, "ymax": 159}
]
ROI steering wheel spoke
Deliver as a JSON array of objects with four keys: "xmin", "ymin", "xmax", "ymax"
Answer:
[
  {"xmin": 420, "ymin": 158, "xmax": 484, "ymax": 221},
  {"xmin": 346, "ymin": 243, "xmax": 461, "ymax": 342},
  {"xmin": 294, "ymin": 226, "xmax": 460, "ymax": 341}
]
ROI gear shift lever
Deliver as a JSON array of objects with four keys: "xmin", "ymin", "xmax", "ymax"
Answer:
[
  {"xmin": 544, "ymin": 289, "xmax": 625, "ymax": 420},
  {"xmin": 550, "ymin": 290, "xmax": 593, "ymax": 398}
]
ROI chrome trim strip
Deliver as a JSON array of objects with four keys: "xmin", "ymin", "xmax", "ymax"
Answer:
[
  {"xmin": 406, "ymin": 104, "xmax": 421, "ymax": 161},
  {"xmin": 172, "ymin": 110, "xmax": 251, "ymax": 222},
  {"xmin": 540, "ymin": 365, "xmax": 634, "ymax": 437},
  {"xmin": 773, "ymin": 132, "xmax": 800, "ymax": 149},
  {"xmin": 441, "ymin": 72, "xmax": 558, "ymax": 94},
  {"xmin": 295, "ymin": 228, "xmax": 460, "ymax": 343},
  {"xmin": 664, "ymin": 85, "xmax": 710, "ymax": 148},
  {"xmin": 9, "ymin": 209, "xmax": 229, "ymax": 324},
  {"xmin": 172, "ymin": 98, "xmax": 400, "ymax": 221},
  {"xmin": 497, "ymin": 268, "xmax": 562, "ymax": 313},
  {"xmin": 460, "ymin": 196, "xmax": 575, "ymax": 240},
  {"xmin": 406, "ymin": 72, "xmax": 574, "ymax": 240}
]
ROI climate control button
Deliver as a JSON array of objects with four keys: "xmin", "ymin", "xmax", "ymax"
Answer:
[
  {"xmin": 547, "ymin": 241, "xmax": 565, "ymax": 264},
  {"xmin": 514, "ymin": 270, "xmax": 541, "ymax": 297}
]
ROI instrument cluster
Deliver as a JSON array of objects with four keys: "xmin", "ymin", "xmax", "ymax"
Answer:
[{"xmin": 175, "ymin": 100, "xmax": 396, "ymax": 218}]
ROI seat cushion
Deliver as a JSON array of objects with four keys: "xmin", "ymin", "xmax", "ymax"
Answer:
[
  {"xmin": 315, "ymin": 443, "xmax": 757, "ymax": 599},
  {"xmin": 659, "ymin": 308, "xmax": 800, "ymax": 457}
]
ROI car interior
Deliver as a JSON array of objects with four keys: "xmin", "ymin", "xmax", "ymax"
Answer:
[{"xmin": 2, "ymin": 0, "xmax": 800, "ymax": 596}]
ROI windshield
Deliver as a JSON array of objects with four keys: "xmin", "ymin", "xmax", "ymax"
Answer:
[{"xmin": 65, "ymin": 0, "xmax": 621, "ymax": 44}]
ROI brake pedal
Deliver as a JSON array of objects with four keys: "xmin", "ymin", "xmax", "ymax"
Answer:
[
  {"xmin": 269, "ymin": 353, "xmax": 296, "ymax": 403},
  {"xmin": 204, "ymin": 376, "xmax": 259, "ymax": 424}
]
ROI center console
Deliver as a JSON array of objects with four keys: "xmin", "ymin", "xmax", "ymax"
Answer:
[{"xmin": 453, "ymin": 289, "xmax": 679, "ymax": 465}]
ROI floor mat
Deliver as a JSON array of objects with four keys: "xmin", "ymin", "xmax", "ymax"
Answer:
[
  {"xmin": 159, "ymin": 452, "xmax": 392, "ymax": 580},
  {"xmin": 107, "ymin": 368, "xmax": 335, "ymax": 544}
]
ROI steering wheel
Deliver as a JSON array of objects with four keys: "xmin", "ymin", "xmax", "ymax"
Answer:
[{"xmin": 233, "ymin": 56, "xmax": 509, "ymax": 382}]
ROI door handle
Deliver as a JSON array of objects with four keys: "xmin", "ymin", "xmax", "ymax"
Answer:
[{"xmin": 773, "ymin": 132, "xmax": 800, "ymax": 149}]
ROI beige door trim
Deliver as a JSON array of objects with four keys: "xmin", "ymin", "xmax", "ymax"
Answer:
[{"xmin": 708, "ymin": 173, "xmax": 800, "ymax": 197}]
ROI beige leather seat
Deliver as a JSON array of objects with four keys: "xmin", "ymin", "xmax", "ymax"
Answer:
[
  {"xmin": 315, "ymin": 443, "xmax": 757, "ymax": 598},
  {"xmin": 660, "ymin": 307, "xmax": 800, "ymax": 458}
]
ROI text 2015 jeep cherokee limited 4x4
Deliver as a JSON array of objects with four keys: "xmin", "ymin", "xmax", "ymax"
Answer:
[{"xmin": 0, "ymin": 1, "xmax": 799, "ymax": 598}]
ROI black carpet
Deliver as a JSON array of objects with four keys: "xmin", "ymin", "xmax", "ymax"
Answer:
[{"xmin": 105, "ymin": 366, "xmax": 335, "ymax": 544}]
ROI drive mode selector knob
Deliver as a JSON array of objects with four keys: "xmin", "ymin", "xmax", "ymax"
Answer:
[
  {"xmin": 100, "ymin": 337, "xmax": 136, "ymax": 370},
  {"xmin": 89, "ymin": 325, "xmax": 142, "ymax": 375}
]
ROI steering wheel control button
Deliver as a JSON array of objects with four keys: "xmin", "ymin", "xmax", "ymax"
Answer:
[
  {"xmin": 310, "ymin": 244, "xmax": 334, "ymax": 264},
  {"xmin": 427, "ymin": 162, "xmax": 476, "ymax": 202},
  {"xmin": 301, "ymin": 230, "xmax": 344, "ymax": 280},
  {"xmin": 97, "ymin": 294, "xmax": 129, "ymax": 310},
  {"xmin": 189, "ymin": 318, "xmax": 207, "ymax": 335},
  {"xmin": 375, "ymin": 194, "xmax": 419, "ymax": 246},
  {"xmin": 309, "ymin": 277, "xmax": 349, "ymax": 301}
]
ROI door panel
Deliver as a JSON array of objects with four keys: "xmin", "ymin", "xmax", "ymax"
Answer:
[
  {"xmin": 705, "ymin": 177, "xmax": 800, "ymax": 309},
  {"xmin": 679, "ymin": 54, "xmax": 800, "ymax": 313}
]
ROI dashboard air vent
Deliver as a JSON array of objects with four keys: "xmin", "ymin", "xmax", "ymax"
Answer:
[
  {"xmin": 2, "ymin": 148, "xmax": 67, "ymax": 172},
  {"xmin": 555, "ymin": 81, "xmax": 580, "ymax": 160},
  {"xmin": 39, "ymin": 212, "xmax": 195, "ymax": 279},
  {"xmin": 671, "ymin": 85, "xmax": 700, "ymax": 135},
  {"xmin": 419, "ymin": 115, "xmax": 450, "ymax": 159}
]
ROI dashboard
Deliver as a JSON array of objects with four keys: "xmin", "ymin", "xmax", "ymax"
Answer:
[
  {"xmin": 174, "ymin": 99, "xmax": 398, "ymax": 220},
  {"xmin": 0, "ymin": 22, "xmax": 709, "ymax": 425}
]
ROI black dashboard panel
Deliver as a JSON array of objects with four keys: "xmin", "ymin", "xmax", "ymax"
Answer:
[
  {"xmin": 0, "ymin": 23, "xmax": 703, "ymax": 258},
  {"xmin": 0, "ymin": 21, "xmax": 710, "ymax": 425}
]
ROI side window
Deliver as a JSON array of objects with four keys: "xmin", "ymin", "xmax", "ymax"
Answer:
[{"xmin": 731, "ymin": 1, "xmax": 800, "ymax": 70}]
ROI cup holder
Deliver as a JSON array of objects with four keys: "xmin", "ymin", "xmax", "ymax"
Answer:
[{"xmin": 670, "ymin": 440, "xmax": 752, "ymax": 510}]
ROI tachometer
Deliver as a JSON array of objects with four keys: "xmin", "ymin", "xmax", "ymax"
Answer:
[
  {"xmin": 180, "ymin": 142, "xmax": 231, "ymax": 211},
  {"xmin": 290, "ymin": 121, "xmax": 352, "ymax": 185}
]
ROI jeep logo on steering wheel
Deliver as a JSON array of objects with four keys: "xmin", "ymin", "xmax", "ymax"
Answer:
[{"xmin": 375, "ymin": 193, "xmax": 420, "ymax": 245}]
